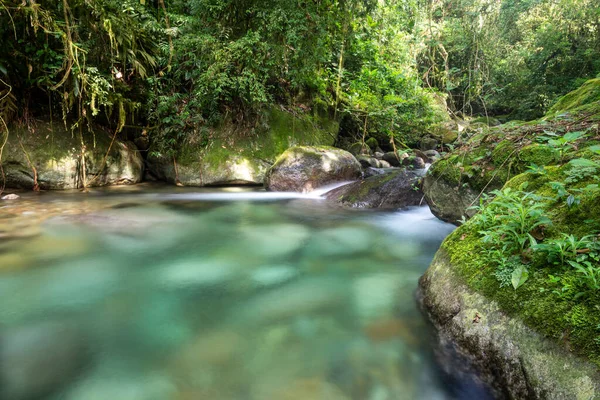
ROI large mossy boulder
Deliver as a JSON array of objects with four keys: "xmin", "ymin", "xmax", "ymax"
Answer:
[
  {"xmin": 147, "ymin": 108, "xmax": 339, "ymax": 187},
  {"xmin": 419, "ymin": 251, "xmax": 600, "ymax": 400},
  {"xmin": 2, "ymin": 122, "xmax": 143, "ymax": 190},
  {"xmin": 325, "ymin": 169, "xmax": 423, "ymax": 209},
  {"xmin": 264, "ymin": 146, "xmax": 361, "ymax": 192},
  {"xmin": 421, "ymin": 144, "xmax": 600, "ymax": 397},
  {"xmin": 424, "ymin": 79, "xmax": 600, "ymax": 223}
]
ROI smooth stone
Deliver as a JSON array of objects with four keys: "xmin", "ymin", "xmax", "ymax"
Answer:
[
  {"xmin": 379, "ymin": 160, "xmax": 391, "ymax": 168},
  {"xmin": 64, "ymin": 372, "xmax": 177, "ymax": 400},
  {"xmin": 265, "ymin": 146, "xmax": 361, "ymax": 193},
  {"xmin": 239, "ymin": 223, "xmax": 310, "ymax": 258},
  {"xmin": 1, "ymin": 193, "xmax": 20, "ymax": 200},
  {"xmin": 306, "ymin": 226, "xmax": 374, "ymax": 257},
  {"xmin": 0, "ymin": 321, "xmax": 88, "ymax": 400},
  {"xmin": 157, "ymin": 258, "xmax": 240, "ymax": 289},
  {"xmin": 352, "ymin": 273, "xmax": 408, "ymax": 322},
  {"xmin": 252, "ymin": 377, "xmax": 349, "ymax": 400},
  {"xmin": 250, "ymin": 265, "xmax": 299, "ymax": 287},
  {"xmin": 356, "ymin": 155, "xmax": 380, "ymax": 169},
  {"xmin": 235, "ymin": 278, "xmax": 350, "ymax": 325},
  {"xmin": 402, "ymin": 156, "xmax": 426, "ymax": 169},
  {"xmin": 382, "ymin": 151, "xmax": 402, "ymax": 167}
]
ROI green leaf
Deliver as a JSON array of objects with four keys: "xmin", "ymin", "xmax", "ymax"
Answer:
[
  {"xmin": 563, "ymin": 131, "xmax": 587, "ymax": 142},
  {"xmin": 511, "ymin": 265, "xmax": 529, "ymax": 290},
  {"xmin": 568, "ymin": 158, "xmax": 599, "ymax": 168},
  {"xmin": 588, "ymin": 145, "xmax": 600, "ymax": 154}
]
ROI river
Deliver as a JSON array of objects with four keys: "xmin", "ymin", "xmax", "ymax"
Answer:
[{"xmin": 0, "ymin": 186, "xmax": 494, "ymax": 399}]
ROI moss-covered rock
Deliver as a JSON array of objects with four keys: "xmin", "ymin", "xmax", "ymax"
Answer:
[
  {"xmin": 2, "ymin": 121, "xmax": 143, "ymax": 190},
  {"xmin": 421, "ymin": 143, "xmax": 600, "ymax": 395},
  {"xmin": 264, "ymin": 146, "xmax": 361, "ymax": 192},
  {"xmin": 147, "ymin": 108, "xmax": 338, "ymax": 186},
  {"xmin": 419, "ymin": 251, "xmax": 600, "ymax": 399},
  {"xmin": 324, "ymin": 169, "xmax": 423, "ymax": 209},
  {"xmin": 424, "ymin": 79, "xmax": 600, "ymax": 223},
  {"xmin": 547, "ymin": 78, "xmax": 600, "ymax": 117}
]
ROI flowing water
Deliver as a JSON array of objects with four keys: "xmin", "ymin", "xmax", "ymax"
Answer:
[{"xmin": 0, "ymin": 186, "xmax": 493, "ymax": 400}]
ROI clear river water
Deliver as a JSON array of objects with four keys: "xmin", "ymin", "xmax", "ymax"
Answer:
[{"xmin": 0, "ymin": 186, "xmax": 494, "ymax": 400}]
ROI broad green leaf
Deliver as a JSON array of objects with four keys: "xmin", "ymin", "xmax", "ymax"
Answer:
[
  {"xmin": 563, "ymin": 131, "xmax": 586, "ymax": 142},
  {"xmin": 511, "ymin": 266, "xmax": 529, "ymax": 290}
]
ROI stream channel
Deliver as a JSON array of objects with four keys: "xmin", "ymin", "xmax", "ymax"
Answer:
[{"xmin": 0, "ymin": 186, "xmax": 494, "ymax": 399}]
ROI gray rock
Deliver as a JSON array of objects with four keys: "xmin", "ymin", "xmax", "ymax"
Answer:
[
  {"xmin": 419, "ymin": 136, "xmax": 439, "ymax": 150},
  {"xmin": 379, "ymin": 160, "xmax": 391, "ymax": 168},
  {"xmin": 382, "ymin": 151, "xmax": 408, "ymax": 167},
  {"xmin": 348, "ymin": 142, "xmax": 372, "ymax": 156},
  {"xmin": 0, "ymin": 321, "xmax": 88, "ymax": 400},
  {"xmin": 374, "ymin": 152, "xmax": 384, "ymax": 159},
  {"xmin": 1, "ymin": 193, "xmax": 20, "ymax": 200},
  {"xmin": 419, "ymin": 251, "xmax": 600, "ymax": 399},
  {"xmin": 423, "ymin": 173, "xmax": 479, "ymax": 224},
  {"xmin": 235, "ymin": 278, "xmax": 350, "ymax": 325},
  {"xmin": 265, "ymin": 146, "xmax": 361, "ymax": 192},
  {"xmin": 325, "ymin": 169, "xmax": 423, "ymax": 209},
  {"xmin": 3, "ymin": 122, "xmax": 143, "ymax": 190},
  {"xmin": 402, "ymin": 156, "xmax": 426, "ymax": 169},
  {"xmin": 148, "ymin": 154, "xmax": 270, "ymax": 187},
  {"xmin": 356, "ymin": 155, "xmax": 380, "ymax": 169},
  {"xmin": 423, "ymin": 150, "xmax": 441, "ymax": 161}
]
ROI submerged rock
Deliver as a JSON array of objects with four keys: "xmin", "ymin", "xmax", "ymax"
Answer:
[
  {"xmin": 1, "ymin": 193, "xmax": 20, "ymax": 200},
  {"xmin": 0, "ymin": 321, "xmax": 88, "ymax": 400},
  {"xmin": 3, "ymin": 121, "xmax": 143, "ymax": 190},
  {"xmin": 235, "ymin": 278, "xmax": 350, "ymax": 325},
  {"xmin": 265, "ymin": 146, "xmax": 361, "ymax": 192},
  {"xmin": 419, "ymin": 251, "xmax": 600, "ymax": 399},
  {"xmin": 325, "ymin": 169, "xmax": 423, "ymax": 209}
]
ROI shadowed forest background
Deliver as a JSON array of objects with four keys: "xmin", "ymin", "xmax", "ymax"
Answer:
[{"xmin": 1, "ymin": 0, "xmax": 599, "ymax": 156}]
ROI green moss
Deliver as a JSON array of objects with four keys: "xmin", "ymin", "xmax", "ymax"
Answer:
[
  {"xmin": 6, "ymin": 120, "xmax": 125, "ymax": 165},
  {"xmin": 442, "ymin": 164, "xmax": 600, "ymax": 367},
  {"xmin": 548, "ymin": 78, "xmax": 600, "ymax": 116},
  {"xmin": 170, "ymin": 107, "xmax": 338, "ymax": 167},
  {"xmin": 519, "ymin": 144, "xmax": 559, "ymax": 166},
  {"xmin": 365, "ymin": 137, "xmax": 379, "ymax": 151}
]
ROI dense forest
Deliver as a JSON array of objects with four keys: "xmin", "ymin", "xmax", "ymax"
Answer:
[{"xmin": 1, "ymin": 0, "xmax": 599, "ymax": 156}]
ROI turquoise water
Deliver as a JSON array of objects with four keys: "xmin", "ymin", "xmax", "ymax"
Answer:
[{"xmin": 0, "ymin": 188, "xmax": 492, "ymax": 400}]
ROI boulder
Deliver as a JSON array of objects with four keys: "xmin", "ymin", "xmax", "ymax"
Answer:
[
  {"xmin": 3, "ymin": 122, "xmax": 143, "ymax": 190},
  {"xmin": 147, "ymin": 154, "xmax": 270, "ymax": 186},
  {"xmin": 382, "ymin": 151, "xmax": 403, "ymax": 167},
  {"xmin": 379, "ymin": 160, "xmax": 392, "ymax": 168},
  {"xmin": 423, "ymin": 150, "xmax": 441, "ymax": 162},
  {"xmin": 356, "ymin": 155, "xmax": 380, "ymax": 169},
  {"xmin": 423, "ymin": 176, "xmax": 479, "ymax": 223},
  {"xmin": 265, "ymin": 146, "xmax": 361, "ymax": 192},
  {"xmin": 325, "ymin": 169, "xmax": 423, "ymax": 209},
  {"xmin": 374, "ymin": 152, "xmax": 384, "ymax": 159},
  {"xmin": 348, "ymin": 142, "xmax": 372, "ymax": 156},
  {"xmin": 0, "ymin": 321, "xmax": 88, "ymax": 400},
  {"xmin": 402, "ymin": 156, "xmax": 426, "ymax": 169},
  {"xmin": 419, "ymin": 251, "xmax": 600, "ymax": 399},
  {"xmin": 147, "ymin": 108, "xmax": 339, "ymax": 187}
]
